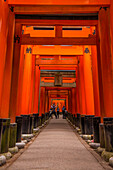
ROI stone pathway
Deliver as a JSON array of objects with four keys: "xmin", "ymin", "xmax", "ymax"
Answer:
[{"xmin": 7, "ymin": 116, "xmax": 104, "ymax": 170}]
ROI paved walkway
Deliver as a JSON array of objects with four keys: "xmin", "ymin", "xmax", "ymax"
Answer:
[{"xmin": 7, "ymin": 116, "xmax": 104, "ymax": 170}]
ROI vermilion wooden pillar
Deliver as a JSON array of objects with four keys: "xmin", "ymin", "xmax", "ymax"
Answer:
[
  {"xmin": 96, "ymin": 26, "xmax": 105, "ymax": 119},
  {"xmin": 9, "ymin": 23, "xmax": 22, "ymax": 122},
  {"xmin": 91, "ymin": 46, "xmax": 100, "ymax": 116},
  {"xmin": 83, "ymin": 46, "xmax": 94, "ymax": 115},
  {"xmin": 45, "ymin": 90, "xmax": 49, "ymax": 113},
  {"xmin": 77, "ymin": 62, "xmax": 83, "ymax": 114},
  {"xmin": 110, "ymin": 0, "xmax": 113, "ymax": 73},
  {"xmin": 42, "ymin": 87, "xmax": 46, "ymax": 114},
  {"xmin": 21, "ymin": 45, "xmax": 33, "ymax": 114},
  {"xmin": 33, "ymin": 66, "xmax": 40, "ymax": 113},
  {"xmin": 0, "ymin": 1, "xmax": 9, "ymax": 114},
  {"xmin": 68, "ymin": 90, "xmax": 72, "ymax": 113},
  {"xmin": 0, "ymin": 9, "xmax": 15, "ymax": 118},
  {"xmin": 39, "ymin": 87, "xmax": 44, "ymax": 116},
  {"xmin": 16, "ymin": 45, "xmax": 25, "ymax": 115},
  {"xmin": 66, "ymin": 95, "xmax": 68, "ymax": 111},
  {"xmin": 28, "ymin": 54, "xmax": 36, "ymax": 114},
  {"xmin": 79, "ymin": 55, "xmax": 86, "ymax": 115},
  {"xmin": 98, "ymin": 7, "xmax": 113, "ymax": 117},
  {"xmin": 76, "ymin": 67, "xmax": 80, "ymax": 113},
  {"xmin": 72, "ymin": 88, "xmax": 76, "ymax": 115},
  {"xmin": 16, "ymin": 27, "xmax": 27, "ymax": 115}
]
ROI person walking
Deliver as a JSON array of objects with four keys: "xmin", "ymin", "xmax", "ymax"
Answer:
[
  {"xmin": 52, "ymin": 103, "xmax": 57, "ymax": 119},
  {"xmin": 62, "ymin": 106, "xmax": 66, "ymax": 119},
  {"xmin": 57, "ymin": 107, "xmax": 60, "ymax": 119}
]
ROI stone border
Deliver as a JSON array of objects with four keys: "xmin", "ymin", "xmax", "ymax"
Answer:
[
  {"xmin": 67, "ymin": 120, "xmax": 113, "ymax": 170},
  {"xmin": 0, "ymin": 118, "xmax": 51, "ymax": 170}
]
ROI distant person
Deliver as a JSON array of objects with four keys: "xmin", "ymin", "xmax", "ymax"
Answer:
[
  {"xmin": 51, "ymin": 103, "xmax": 57, "ymax": 119},
  {"xmin": 57, "ymin": 107, "xmax": 60, "ymax": 119},
  {"xmin": 62, "ymin": 106, "xmax": 66, "ymax": 119},
  {"xmin": 49, "ymin": 108, "xmax": 53, "ymax": 118}
]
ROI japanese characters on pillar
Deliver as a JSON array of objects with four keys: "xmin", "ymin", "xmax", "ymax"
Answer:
[
  {"xmin": 83, "ymin": 46, "xmax": 94, "ymax": 115},
  {"xmin": 21, "ymin": 45, "xmax": 33, "ymax": 114},
  {"xmin": 9, "ymin": 23, "xmax": 22, "ymax": 122}
]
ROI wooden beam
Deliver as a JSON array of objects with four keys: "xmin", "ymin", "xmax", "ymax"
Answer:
[
  {"xmin": 8, "ymin": 0, "xmax": 110, "ymax": 6},
  {"xmin": 36, "ymin": 59, "xmax": 77, "ymax": 65},
  {"xmin": 21, "ymin": 34, "xmax": 96, "ymax": 45},
  {"xmin": 14, "ymin": 5, "xmax": 102, "ymax": 14},
  {"xmin": 40, "ymin": 66, "xmax": 77, "ymax": 70},
  {"xmin": 41, "ymin": 71, "xmax": 75, "ymax": 77},
  {"xmin": 16, "ymin": 19, "xmax": 98, "ymax": 26}
]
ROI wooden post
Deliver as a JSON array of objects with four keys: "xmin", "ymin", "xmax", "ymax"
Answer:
[
  {"xmin": 0, "ymin": 9, "xmax": 15, "ymax": 118},
  {"xmin": 110, "ymin": 0, "xmax": 113, "ymax": 74},
  {"xmin": 29, "ymin": 55, "xmax": 36, "ymax": 114},
  {"xmin": 91, "ymin": 45, "xmax": 100, "ymax": 116},
  {"xmin": 21, "ymin": 45, "xmax": 33, "ymax": 114},
  {"xmin": 16, "ymin": 45, "xmax": 25, "ymax": 115},
  {"xmin": 76, "ymin": 67, "xmax": 80, "ymax": 114},
  {"xmin": 83, "ymin": 46, "xmax": 95, "ymax": 115},
  {"xmin": 72, "ymin": 88, "xmax": 76, "ymax": 115},
  {"xmin": 79, "ymin": 55, "xmax": 86, "ymax": 115},
  {"xmin": 33, "ymin": 66, "xmax": 40, "ymax": 113},
  {"xmin": 0, "ymin": 1, "xmax": 9, "ymax": 114},
  {"xmin": 98, "ymin": 7, "xmax": 113, "ymax": 117},
  {"xmin": 9, "ymin": 23, "xmax": 22, "ymax": 122}
]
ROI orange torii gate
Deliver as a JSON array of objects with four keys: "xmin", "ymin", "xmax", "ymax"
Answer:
[{"xmin": 0, "ymin": 0, "xmax": 113, "ymax": 122}]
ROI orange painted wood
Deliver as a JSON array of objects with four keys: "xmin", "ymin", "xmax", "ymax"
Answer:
[
  {"xmin": 45, "ymin": 90, "xmax": 48, "ymax": 112},
  {"xmin": 39, "ymin": 87, "xmax": 44, "ymax": 115},
  {"xmin": 16, "ymin": 45, "xmax": 25, "ymax": 115},
  {"xmin": 9, "ymin": 23, "xmax": 22, "ymax": 122},
  {"xmin": 16, "ymin": 19, "xmax": 98, "ymax": 26},
  {"xmin": 78, "ymin": 56, "xmax": 86, "ymax": 115},
  {"xmin": 91, "ymin": 46, "xmax": 100, "ymax": 116},
  {"xmin": 36, "ymin": 59, "xmax": 77, "ymax": 65},
  {"xmin": 68, "ymin": 90, "xmax": 72, "ymax": 113},
  {"xmin": 76, "ymin": 68, "xmax": 80, "ymax": 113},
  {"xmin": 21, "ymin": 35, "xmax": 96, "ymax": 45},
  {"xmin": 110, "ymin": 0, "xmax": 113, "ymax": 74},
  {"xmin": 21, "ymin": 45, "xmax": 33, "ymax": 114},
  {"xmin": 72, "ymin": 88, "xmax": 76, "ymax": 114},
  {"xmin": 0, "ymin": 10, "xmax": 15, "ymax": 118},
  {"xmin": 96, "ymin": 25, "xmax": 105, "ymax": 120},
  {"xmin": 83, "ymin": 46, "xmax": 94, "ymax": 115},
  {"xmin": 14, "ymin": 5, "xmax": 101, "ymax": 14},
  {"xmin": 0, "ymin": 0, "xmax": 9, "ymax": 117},
  {"xmin": 29, "ymin": 55, "xmax": 36, "ymax": 113},
  {"xmin": 55, "ymin": 26, "xmax": 62, "ymax": 38},
  {"xmin": 40, "ymin": 66, "xmax": 76, "ymax": 70},
  {"xmin": 33, "ymin": 66, "xmax": 40, "ymax": 113},
  {"xmin": 8, "ymin": 0, "xmax": 110, "ymax": 6},
  {"xmin": 98, "ymin": 8, "xmax": 113, "ymax": 117},
  {"xmin": 34, "ymin": 46, "xmax": 83, "ymax": 56}
]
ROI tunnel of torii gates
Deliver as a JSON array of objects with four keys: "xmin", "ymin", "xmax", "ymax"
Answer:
[{"xmin": 0, "ymin": 0, "xmax": 113, "ymax": 123}]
